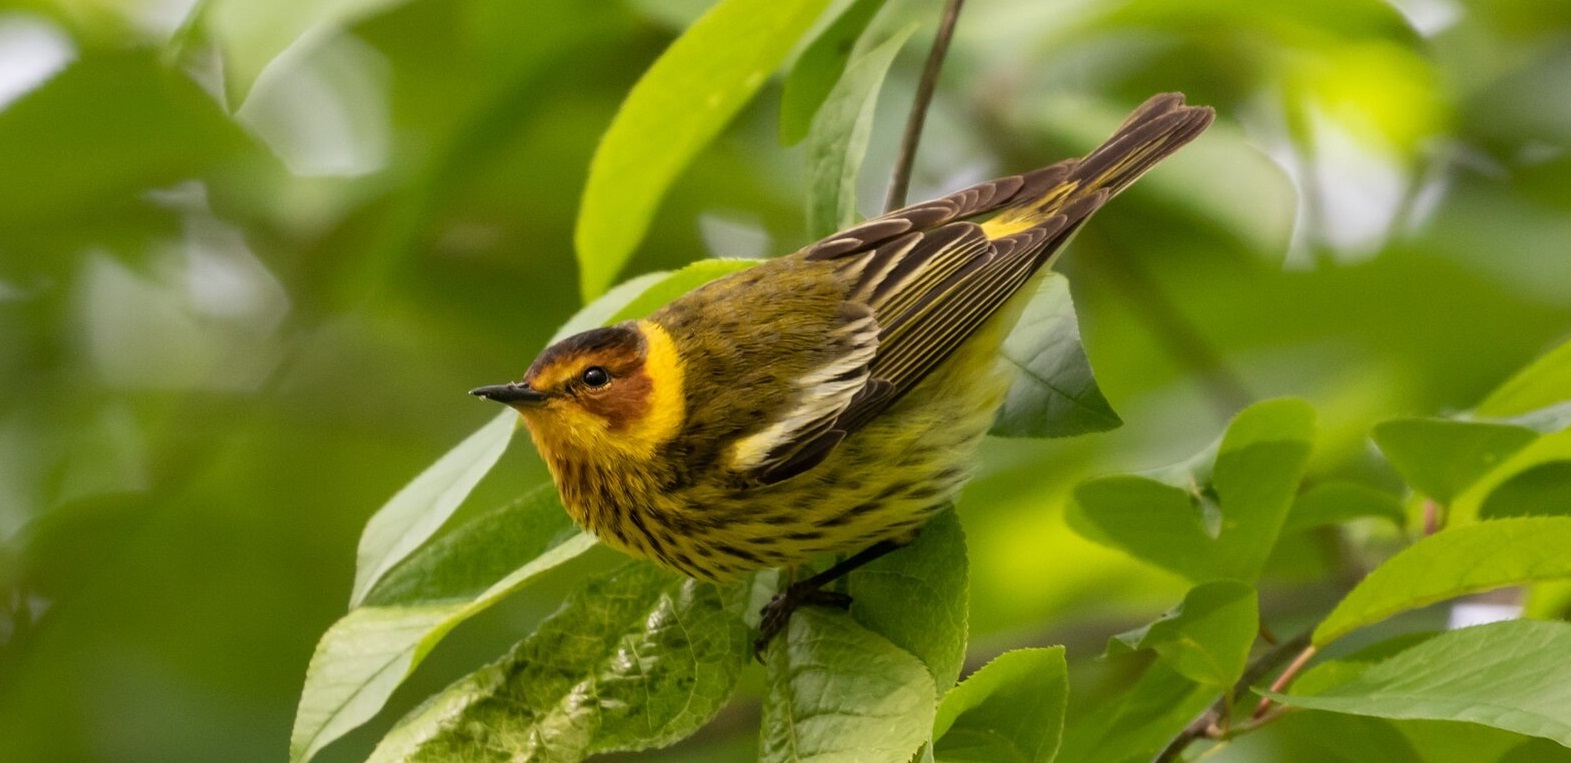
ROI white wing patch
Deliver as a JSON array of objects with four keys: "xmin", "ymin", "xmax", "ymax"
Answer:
[{"xmin": 727, "ymin": 312, "xmax": 879, "ymax": 473}]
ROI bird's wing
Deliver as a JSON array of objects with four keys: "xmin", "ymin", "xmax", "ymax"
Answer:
[
  {"xmin": 743, "ymin": 93, "xmax": 1214, "ymax": 485},
  {"xmin": 824, "ymin": 190, "xmax": 1106, "ymax": 436},
  {"xmin": 726, "ymin": 301, "xmax": 880, "ymax": 483}
]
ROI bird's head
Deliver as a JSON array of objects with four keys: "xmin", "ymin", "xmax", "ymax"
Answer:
[{"xmin": 471, "ymin": 321, "xmax": 686, "ymax": 461}]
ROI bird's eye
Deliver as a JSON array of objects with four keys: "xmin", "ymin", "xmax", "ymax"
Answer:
[{"xmin": 581, "ymin": 366, "xmax": 610, "ymax": 388}]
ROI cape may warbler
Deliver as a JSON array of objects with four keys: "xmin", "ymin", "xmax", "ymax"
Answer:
[{"xmin": 473, "ymin": 93, "xmax": 1213, "ymax": 652}]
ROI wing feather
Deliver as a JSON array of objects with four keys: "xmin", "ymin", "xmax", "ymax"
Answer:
[
  {"xmin": 728, "ymin": 305, "xmax": 878, "ymax": 480},
  {"xmin": 738, "ymin": 93, "xmax": 1214, "ymax": 483}
]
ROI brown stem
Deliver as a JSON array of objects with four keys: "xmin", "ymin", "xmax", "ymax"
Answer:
[
  {"xmin": 1252, "ymin": 643, "xmax": 1319, "ymax": 720},
  {"xmin": 1152, "ymin": 630, "xmax": 1313, "ymax": 763},
  {"xmin": 884, "ymin": 0, "xmax": 966, "ymax": 212},
  {"xmin": 1422, "ymin": 499, "xmax": 1443, "ymax": 535}
]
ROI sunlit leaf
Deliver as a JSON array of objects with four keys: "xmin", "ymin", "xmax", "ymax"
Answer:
[
  {"xmin": 1272, "ymin": 619, "xmax": 1571, "ymax": 748},
  {"xmin": 760, "ymin": 608, "xmax": 936, "ymax": 763},
  {"xmin": 1111, "ymin": 580, "xmax": 1257, "ymax": 689},
  {"xmin": 780, "ymin": 0, "xmax": 888, "ymax": 145},
  {"xmin": 1314, "ymin": 517, "xmax": 1571, "ymax": 646},
  {"xmin": 1477, "ymin": 337, "xmax": 1571, "ymax": 418},
  {"xmin": 552, "ymin": 258, "xmax": 760, "ymax": 343},
  {"xmin": 350, "ymin": 411, "xmax": 517, "ymax": 606},
  {"xmin": 361, "ymin": 486, "xmax": 582, "ymax": 606},
  {"xmin": 369, "ymin": 563, "xmax": 751, "ymax": 762},
  {"xmin": 1480, "ymin": 461, "xmax": 1571, "ymax": 519},
  {"xmin": 1451, "ymin": 429, "xmax": 1571, "ymax": 525},
  {"xmin": 575, "ymin": 0, "xmax": 831, "ymax": 301},
  {"xmin": 932, "ymin": 647, "xmax": 1068, "ymax": 763},
  {"xmin": 603, "ymin": 258, "xmax": 761, "ymax": 324},
  {"xmin": 849, "ymin": 507, "xmax": 968, "ymax": 692},
  {"xmin": 548, "ymin": 270, "xmax": 671, "ymax": 342},
  {"xmin": 804, "ymin": 23, "xmax": 915, "ymax": 238},
  {"xmin": 991, "ymin": 273, "xmax": 1122, "ymax": 438},
  {"xmin": 1372, "ymin": 418, "xmax": 1537, "ymax": 505},
  {"xmin": 292, "ymin": 488, "xmax": 595, "ymax": 763},
  {"xmin": 1291, "ymin": 632, "xmax": 1438, "ymax": 697}
]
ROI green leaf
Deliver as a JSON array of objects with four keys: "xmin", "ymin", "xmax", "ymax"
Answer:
[
  {"xmin": 932, "ymin": 647, "xmax": 1068, "ymax": 763},
  {"xmin": 761, "ymin": 608, "xmax": 936, "ymax": 763},
  {"xmin": 1291, "ymin": 633, "xmax": 1439, "ymax": 697},
  {"xmin": 350, "ymin": 411, "xmax": 517, "ymax": 606},
  {"xmin": 552, "ymin": 258, "xmax": 760, "ymax": 343},
  {"xmin": 1373, "ymin": 418, "xmax": 1538, "ymax": 505},
  {"xmin": 1479, "ymin": 461, "xmax": 1571, "ymax": 519},
  {"xmin": 1477, "ymin": 336, "xmax": 1571, "ymax": 418},
  {"xmin": 361, "ymin": 486, "xmax": 583, "ymax": 606},
  {"xmin": 803, "ymin": 22, "xmax": 916, "ymax": 238},
  {"xmin": 1234, "ymin": 711, "xmax": 1421, "ymax": 763},
  {"xmin": 369, "ymin": 563, "xmax": 752, "ymax": 762},
  {"xmin": 991, "ymin": 273, "xmax": 1122, "ymax": 438},
  {"xmin": 198, "ymin": 0, "xmax": 410, "ymax": 106},
  {"xmin": 780, "ymin": 0, "xmax": 888, "ymax": 145},
  {"xmin": 1452, "ymin": 428, "xmax": 1571, "ymax": 526},
  {"xmin": 1054, "ymin": 660, "xmax": 1213, "ymax": 763},
  {"xmin": 548, "ymin": 270, "xmax": 672, "ymax": 342},
  {"xmin": 1270, "ymin": 619, "xmax": 1571, "ymax": 748},
  {"xmin": 0, "ymin": 50, "xmax": 246, "ymax": 231},
  {"xmin": 1283, "ymin": 482, "xmax": 1408, "ymax": 534},
  {"xmin": 603, "ymin": 258, "xmax": 761, "ymax": 325},
  {"xmin": 1401, "ymin": 720, "xmax": 1571, "ymax": 763},
  {"xmin": 291, "ymin": 488, "xmax": 595, "ymax": 763},
  {"xmin": 575, "ymin": 0, "xmax": 831, "ymax": 301},
  {"xmin": 1250, "ymin": 712, "xmax": 1571, "ymax": 763},
  {"xmin": 1314, "ymin": 517, "xmax": 1571, "ymax": 646},
  {"xmin": 1070, "ymin": 398, "xmax": 1316, "ymax": 583},
  {"xmin": 1111, "ymin": 580, "xmax": 1258, "ymax": 689},
  {"xmin": 849, "ymin": 507, "xmax": 969, "ymax": 693},
  {"xmin": 1497, "ymin": 401, "xmax": 1571, "ymax": 435}
]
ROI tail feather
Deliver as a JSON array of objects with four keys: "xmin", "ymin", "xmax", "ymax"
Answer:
[
  {"xmin": 1073, "ymin": 94, "xmax": 1214, "ymax": 197},
  {"xmin": 773, "ymin": 92, "xmax": 1213, "ymax": 462},
  {"xmin": 983, "ymin": 93, "xmax": 1214, "ymax": 239}
]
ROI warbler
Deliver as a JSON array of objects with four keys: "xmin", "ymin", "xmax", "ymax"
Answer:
[{"xmin": 473, "ymin": 93, "xmax": 1213, "ymax": 652}]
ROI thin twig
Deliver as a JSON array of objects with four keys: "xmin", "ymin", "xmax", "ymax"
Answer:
[
  {"xmin": 1252, "ymin": 643, "xmax": 1318, "ymax": 720},
  {"xmin": 884, "ymin": 0, "xmax": 966, "ymax": 212},
  {"xmin": 1153, "ymin": 630, "xmax": 1313, "ymax": 763},
  {"xmin": 1422, "ymin": 499, "xmax": 1442, "ymax": 535}
]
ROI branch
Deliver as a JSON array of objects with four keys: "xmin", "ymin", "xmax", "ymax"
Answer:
[
  {"xmin": 884, "ymin": 0, "xmax": 966, "ymax": 212},
  {"xmin": 1153, "ymin": 630, "xmax": 1313, "ymax": 763}
]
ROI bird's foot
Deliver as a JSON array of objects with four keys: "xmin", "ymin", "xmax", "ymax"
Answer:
[{"xmin": 752, "ymin": 581, "xmax": 853, "ymax": 662}]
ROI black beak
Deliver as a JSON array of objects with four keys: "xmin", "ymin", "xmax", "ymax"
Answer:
[{"xmin": 469, "ymin": 383, "xmax": 549, "ymax": 407}]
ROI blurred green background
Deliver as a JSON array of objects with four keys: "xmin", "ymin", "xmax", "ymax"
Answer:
[{"xmin": 2, "ymin": 0, "xmax": 1569, "ymax": 760}]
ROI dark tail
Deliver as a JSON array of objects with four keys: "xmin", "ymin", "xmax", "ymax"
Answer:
[{"xmin": 994, "ymin": 93, "xmax": 1214, "ymax": 232}]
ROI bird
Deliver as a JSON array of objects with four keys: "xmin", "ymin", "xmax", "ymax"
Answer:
[{"xmin": 471, "ymin": 93, "xmax": 1214, "ymax": 655}]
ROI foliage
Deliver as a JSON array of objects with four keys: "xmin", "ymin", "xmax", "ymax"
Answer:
[{"xmin": 4, "ymin": 1, "xmax": 1571, "ymax": 762}]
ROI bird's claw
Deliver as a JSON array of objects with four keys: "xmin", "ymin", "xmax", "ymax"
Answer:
[{"xmin": 752, "ymin": 583, "xmax": 853, "ymax": 662}]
